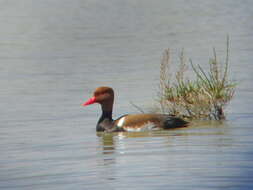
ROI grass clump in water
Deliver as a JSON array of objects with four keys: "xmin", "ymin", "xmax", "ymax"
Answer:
[{"xmin": 158, "ymin": 37, "xmax": 236, "ymax": 120}]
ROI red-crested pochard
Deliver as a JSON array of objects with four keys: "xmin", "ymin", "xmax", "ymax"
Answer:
[{"xmin": 82, "ymin": 86, "xmax": 188, "ymax": 132}]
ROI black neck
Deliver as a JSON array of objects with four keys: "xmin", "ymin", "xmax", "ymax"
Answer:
[
  {"xmin": 100, "ymin": 110, "xmax": 112, "ymax": 120},
  {"xmin": 96, "ymin": 110, "xmax": 113, "ymax": 131}
]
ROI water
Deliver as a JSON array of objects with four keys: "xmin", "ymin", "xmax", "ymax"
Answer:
[{"xmin": 1, "ymin": 0, "xmax": 253, "ymax": 189}]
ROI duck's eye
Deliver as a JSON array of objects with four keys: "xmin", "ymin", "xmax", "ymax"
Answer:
[{"xmin": 94, "ymin": 92, "xmax": 102, "ymax": 96}]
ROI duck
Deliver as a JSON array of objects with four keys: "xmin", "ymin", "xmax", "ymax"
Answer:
[{"xmin": 82, "ymin": 86, "xmax": 189, "ymax": 132}]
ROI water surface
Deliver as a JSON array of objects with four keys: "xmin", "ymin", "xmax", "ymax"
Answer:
[{"xmin": 1, "ymin": 0, "xmax": 253, "ymax": 189}]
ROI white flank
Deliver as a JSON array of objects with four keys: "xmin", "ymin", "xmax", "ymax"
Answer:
[
  {"xmin": 117, "ymin": 117, "xmax": 125, "ymax": 128},
  {"xmin": 123, "ymin": 122, "xmax": 157, "ymax": 132}
]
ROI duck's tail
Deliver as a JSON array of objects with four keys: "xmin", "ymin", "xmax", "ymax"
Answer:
[{"xmin": 164, "ymin": 116, "xmax": 189, "ymax": 129}]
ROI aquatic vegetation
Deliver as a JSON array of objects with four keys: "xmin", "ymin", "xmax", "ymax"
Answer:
[{"xmin": 158, "ymin": 37, "xmax": 236, "ymax": 120}]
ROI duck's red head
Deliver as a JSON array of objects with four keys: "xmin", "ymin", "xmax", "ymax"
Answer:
[{"xmin": 82, "ymin": 86, "xmax": 114, "ymax": 111}]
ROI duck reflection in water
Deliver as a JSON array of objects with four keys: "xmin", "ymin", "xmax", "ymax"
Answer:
[{"xmin": 99, "ymin": 133, "xmax": 115, "ymax": 155}]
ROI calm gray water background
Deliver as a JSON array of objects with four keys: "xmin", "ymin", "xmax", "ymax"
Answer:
[{"xmin": 1, "ymin": 0, "xmax": 253, "ymax": 189}]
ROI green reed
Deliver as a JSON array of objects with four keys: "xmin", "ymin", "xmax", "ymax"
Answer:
[{"xmin": 158, "ymin": 37, "xmax": 236, "ymax": 120}]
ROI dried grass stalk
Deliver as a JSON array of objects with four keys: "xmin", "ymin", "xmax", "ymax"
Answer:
[{"xmin": 158, "ymin": 37, "xmax": 236, "ymax": 120}]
